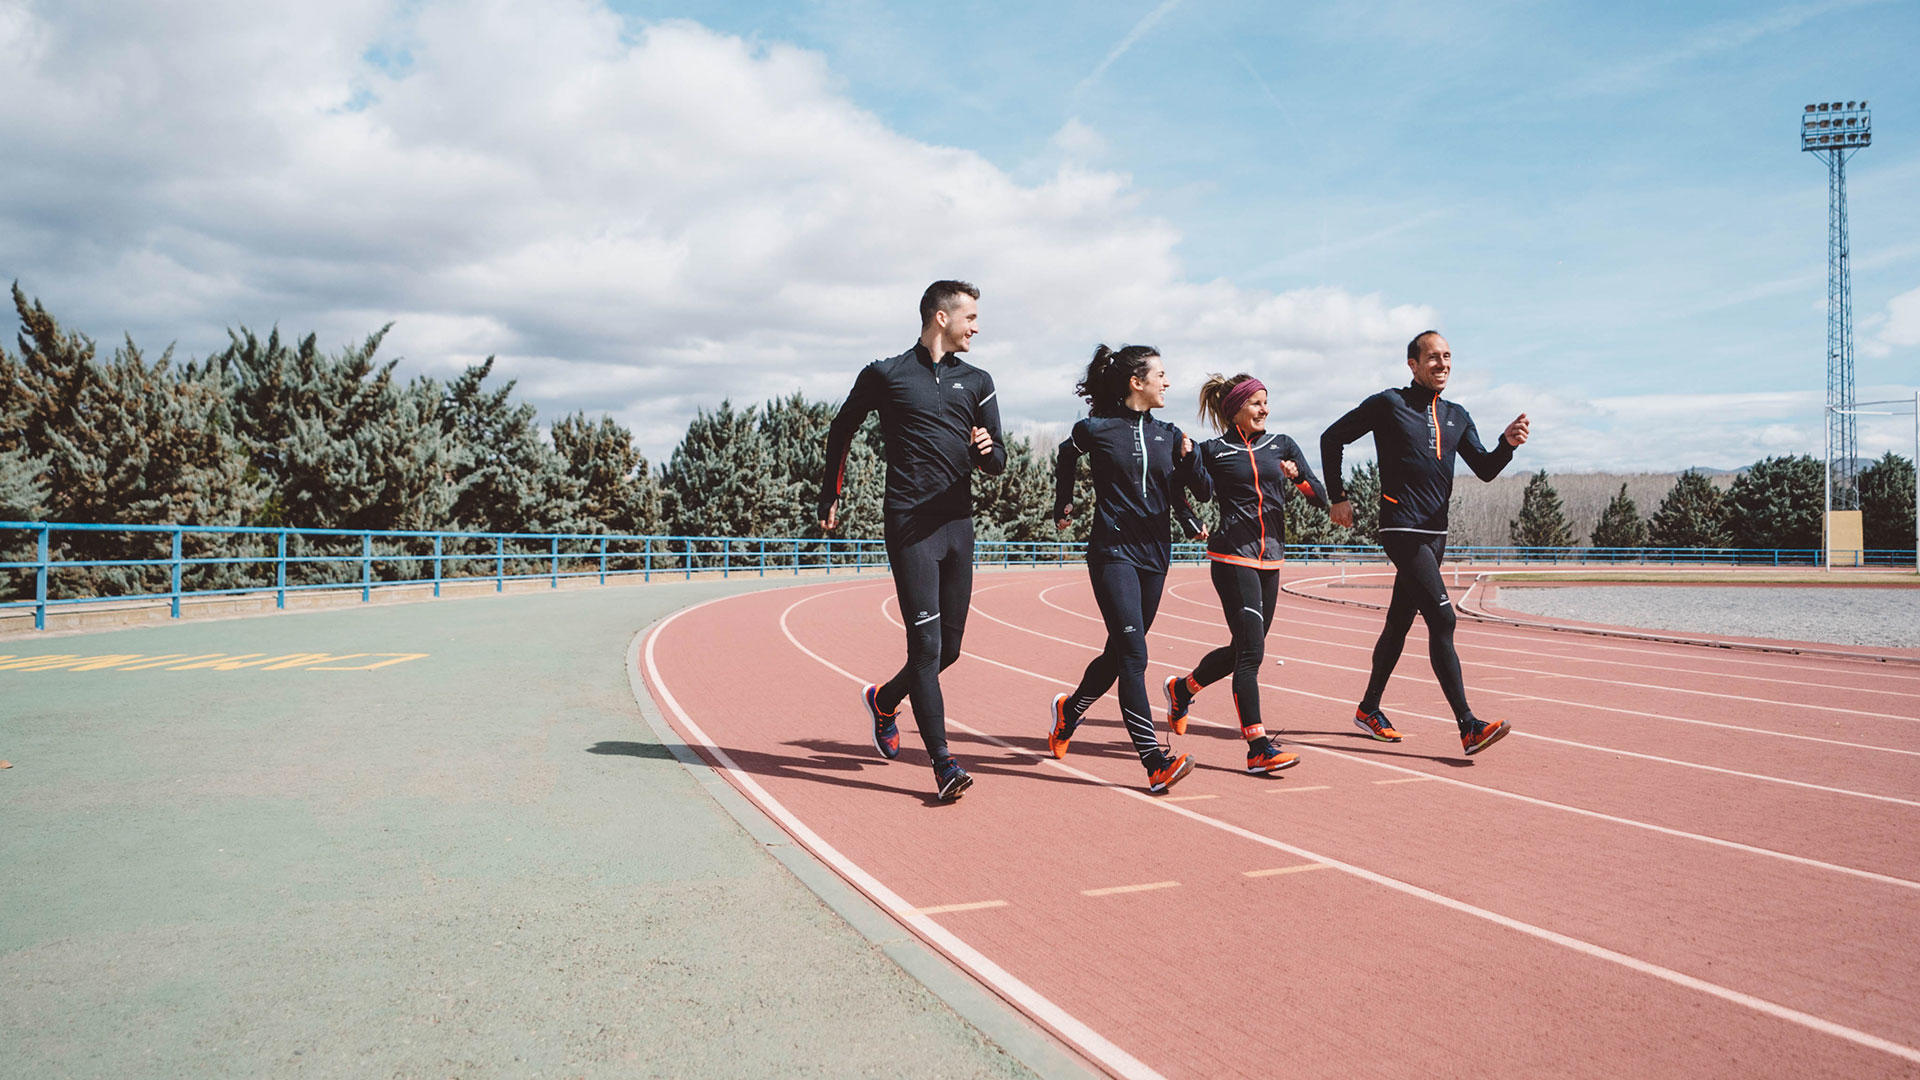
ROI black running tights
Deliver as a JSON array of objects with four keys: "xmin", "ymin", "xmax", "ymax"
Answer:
[
  {"xmin": 877, "ymin": 517, "xmax": 973, "ymax": 762},
  {"xmin": 1064, "ymin": 559, "xmax": 1167, "ymax": 766},
  {"xmin": 1361, "ymin": 532, "xmax": 1471, "ymax": 720},
  {"xmin": 1190, "ymin": 561, "xmax": 1280, "ymax": 732}
]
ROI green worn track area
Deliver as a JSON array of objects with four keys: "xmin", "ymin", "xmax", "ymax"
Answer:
[{"xmin": 0, "ymin": 581, "xmax": 1046, "ymax": 1079}]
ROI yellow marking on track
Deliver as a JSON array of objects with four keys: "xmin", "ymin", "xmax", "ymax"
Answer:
[
  {"xmin": 1159, "ymin": 794, "xmax": 1218, "ymax": 802},
  {"xmin": 166, "ymin": 654, "xmax": 271, "ymax": 670},
  {"xmin": 1245, "ymin": 863, "xmax": 1332, "ymax": 878},
  {"xmin": 65, "ymin": 654, "xmax": 151, "ymax": 671},
  {"xmin": 906, "ymin": 900, "xmax": 1009, "ymax": 916},
  {"xmin": 1265, "ymin": 785, "xmax": 1331, "ymax": 793},
  {"xmin": 0, "ymin": 652, "xmax": 429, "ymax": 673},
  {"xmin": 1082, "ymin": 881, "xmax": 1181, "ymax": 897},
  {"xmin": 309, "ymin": 653, "xmax": 429, "ymax": 671},
  {"xmin": 1374, "ymin": 776, "xmax": 1440, "ymax": 785},
  {"xmin": 117, "ymin": 654, "xmax": 225, "ymax": 670},
  {"xmin": 0, "ymin": 655, "xmax": 85, "ymax": 671}
]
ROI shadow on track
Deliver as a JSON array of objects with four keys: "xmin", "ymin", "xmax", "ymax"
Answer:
[{"xmin": 586, "ymin": 740, "xmax": 679, "ymax": 760}]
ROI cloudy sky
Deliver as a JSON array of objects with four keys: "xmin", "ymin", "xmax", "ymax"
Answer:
[{"xmin": 3, "ymin": 0, "xmax": 1916, "ymax": 470}]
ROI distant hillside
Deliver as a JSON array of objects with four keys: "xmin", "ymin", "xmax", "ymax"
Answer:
[{"xmin": 1446, "ymin": 471, "xmax": 1735, "ymax": 548}]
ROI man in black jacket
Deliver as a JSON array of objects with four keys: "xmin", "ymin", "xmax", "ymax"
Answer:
[
  {"xmin": 819, "ymin": 281, "xmax": 1005, "ymax": 801},
  {"xmin": 1322, "ymin": 331, "xmax": 1529, "ymax": 756}
]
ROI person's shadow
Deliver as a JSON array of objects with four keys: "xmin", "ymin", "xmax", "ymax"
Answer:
[{"xmin": 586, "ymin": 740, "xmax": 678, "ymax": 761}]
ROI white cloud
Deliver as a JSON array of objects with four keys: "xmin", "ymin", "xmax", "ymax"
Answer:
[
  {"xmin": 1862, "ymin": 284, "xmax": 1920, "ymax": 359},
  {"xmin": 0, "ymin": 0, "xmax": 1895, "ymax": 477},
  {"xmin": 0, "ymin": 0, "xmax": 1431, "ymax": 461}
]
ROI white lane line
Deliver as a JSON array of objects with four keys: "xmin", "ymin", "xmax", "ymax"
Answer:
[
  {"xmin": 1029, "ymin": 586, "xmax": 1920, "ymax": 771},
  {"xmin": 1244, "ymin": 864, "xmax": 1331, "ymax": 877},
  {"xmin": 1259, "ymin": 575, "xmax": 1920, "ymax": 689},
  {"xmin": 966, "ymin": 594, "xmax": 1920, "ymax": 893},
  {"xmin": 1159, "ymin": 794, "xmax": 1218, "ymax": 802},
  {"xmin": 908, "ymin": 900, "xmax": 1010, "ymax": 916},
  {"xmin": 647, "ymin": 588, "xmax": 1165, "ymax": 1080},
  {"xmin": 1083, "ymin": 881, "xmax": 1181, "ymax": 897},
  {"xmin": 1163, "ymin": 577, "xmax": 1920, "ymax": 700},
  {"xmin": 1266, "ymin": 785, "xmax": 1332, "ymax": 793},
  {"xmin": 1374, "ymin": 776, "xmax": 1440, "ymax": 785},
  {"xmin": 838, "ymin": 592, "xmax": 1920, "ymax": 1066}
]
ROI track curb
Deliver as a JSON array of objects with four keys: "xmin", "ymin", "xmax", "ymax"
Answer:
[{"xmin": 623, "ymin": 610, "xmax": 1101, "ymax": 1080}]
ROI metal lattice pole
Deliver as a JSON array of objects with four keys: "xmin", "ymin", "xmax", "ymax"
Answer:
[
  {"xmin": 1802, "ymin": 99, "xmax": 1871, "ymax": 513},
  {"xmin": 1826, "ymin": 150, "xmax": 1858, "ymax": 509}
]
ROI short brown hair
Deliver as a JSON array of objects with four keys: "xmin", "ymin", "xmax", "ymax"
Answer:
[{"xmin": 920, "ymin": 280, "xmax": 979, "ymax": 326}]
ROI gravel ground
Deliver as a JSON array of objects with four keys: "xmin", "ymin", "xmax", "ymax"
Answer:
[{"xmin": 1492, "ymin": 585, "xmax": 1920, "ymax": 648}]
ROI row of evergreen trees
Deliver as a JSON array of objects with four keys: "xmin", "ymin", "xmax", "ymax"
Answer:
[
  {"xmin": 1506, "ymin": 458, "xmax": 1917, "ymax": 553},
  {"xmin": 4, "ymin": 286, "xmax": 1915, "ymax": 598}
]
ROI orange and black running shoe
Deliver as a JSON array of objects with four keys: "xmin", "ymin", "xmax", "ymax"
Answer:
[
  {"xmin": 1163, "ymin": 675, "xmax": 1194, "ymax": 735},
  {"xmin": 1461, "ymin": 717, "xmax": 1511, "ymax": 756},
  {"xmin": 1048, "ymin": 693, "xmax": 1076, "ymax": 759},
  {"xmin": 1146, "ymin": 752, "xmax": 1194, "ymax": 794},
  {"xmin": 1247, "ymin": 742, "xmax": 1299, "ymax": 773},
  {"xmin": 1354, "ymin": 707, "xmax": 1403, "ymax": 742},
  {"xmin": 865, "ymin": 684, "xmax": 900, "ymax": 760}
]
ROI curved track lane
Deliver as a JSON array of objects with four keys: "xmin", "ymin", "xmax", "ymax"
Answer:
[{"xmin": 643, "ymin": 567, "xmax": 1920, "ymax": 1079}]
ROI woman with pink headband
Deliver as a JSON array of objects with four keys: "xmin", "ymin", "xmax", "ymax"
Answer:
[{"xmin": 1163, "ymin": 373, "xmax": 1329, "ymax": 774}]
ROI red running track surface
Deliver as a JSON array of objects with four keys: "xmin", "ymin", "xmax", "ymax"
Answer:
[{"xmin": 642, "ymin": 565, "xmax": 1920, "ymax": 1079}]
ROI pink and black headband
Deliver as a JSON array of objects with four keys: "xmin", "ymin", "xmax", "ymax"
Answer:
[{"xmin": 1220, "ymin": 377, "xmax": 1267, "ymax": 420}]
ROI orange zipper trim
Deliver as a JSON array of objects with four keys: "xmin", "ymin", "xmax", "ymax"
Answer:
[
  {"xmin": 1429, "ymin": 397, "xmax": 1441, "ymax": 460},
  {"xmin": 1238, "ymin": 425, "xmax": 1267, "ymax": 559}
]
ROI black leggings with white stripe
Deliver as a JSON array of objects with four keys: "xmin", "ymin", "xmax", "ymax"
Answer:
[
  {"xmin": 1361, "ymin": 531, "xmax": 1471, "ymax": 721},
  {"xmin": 1189, "ymin": 561, "xmax": 1279, "ymax": 732},
  {"xmin": 877, "ymin": 516, "xmax": 974, "ymax": 763},
  {"xmin": 1064, "ymin": 559, "xmax": 1168, "ymax": 768}
]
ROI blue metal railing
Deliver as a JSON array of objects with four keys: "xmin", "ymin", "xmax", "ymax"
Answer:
[{"xmin": 0, "ymin": 521, "xmax": 1902, "ymax": 631}]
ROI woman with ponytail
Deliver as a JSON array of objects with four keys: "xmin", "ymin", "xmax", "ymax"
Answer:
[
  {"xmin": 1162, "ymin": 373, "xmax": 1329, "ymax": 775},
  {"xmin": 1046, "ymin": 344, "xmax": 1210, "ymax": 794}
]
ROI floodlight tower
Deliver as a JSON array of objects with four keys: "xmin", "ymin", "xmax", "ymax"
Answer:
[{"xmin": 1801, "ymin": 101, "xmax": 1871, "ymax": 529}]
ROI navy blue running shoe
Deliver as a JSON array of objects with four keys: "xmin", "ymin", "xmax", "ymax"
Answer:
[
  {"xmin": 864, "ymin": 684, "xmax": 900, "ymax": 760},
  {"xmin": 933, "ymin": 758, "xmax": 973, "ymax": 802}
]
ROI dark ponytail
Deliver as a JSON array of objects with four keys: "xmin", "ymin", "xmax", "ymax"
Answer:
[{"xmin": 1075, "ymin": 343, "xmax": 1160, "ymax": 417}]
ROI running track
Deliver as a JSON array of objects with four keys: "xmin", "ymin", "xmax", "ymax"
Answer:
[{"xmin": 642, "ymin": 565, "xmax": 1920, "ymax": 1079}]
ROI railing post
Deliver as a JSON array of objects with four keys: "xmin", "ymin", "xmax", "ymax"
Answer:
[
  {"xmin": 759, "ymin": 538, "xmax": 767, "ymax": 577},
  {"xmin": 170, "ymin": 529, "xmax": 184, "ymax": 618},
  {"xmin": 644, "ymin": 537, "xmax": 653, "ymax": 582},
  {"xmin": 722, "ymin": 538, "xmax": 730, "ymax": 579},
  {"xmin": 33, "ymin": 525, "xmax": 49, "ymax": 631},
  {"xmin": 495, "ymin": 536, "xmax": 505, "ymax": 591},
  {"xmin": 599, "ymin": 537, "xmax": 608, "ymax": 586},
  {"xmin": 433, "ymin": 535, "xmax": 443, "ymax": 597},
  {"xmin": 793, "ymin": 536, "xmax": 800, "ymax": 575},
  {"xmin": 684, "ymin": 539, "xmax": 692, "ymax": 580},
  {"xmin": 276, "ymin": 531, "xmax": 287, "ymax": 609},
  {"xmin": 361, "ymin": 532, "xmax": 372, "ymax": 603},
  {"xmin": 551, "ymin": 535, "xmax": 560, "ymax": 588}
]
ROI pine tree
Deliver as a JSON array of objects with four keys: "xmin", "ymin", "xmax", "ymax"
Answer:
[
  {"xmin": 1508, "ymin": 470, "xmax": 1574, "ymax": 548},
  {"xmin": 664, "ymin": 400, "xmax": 775, "ymax": 539},
  {"xmin": 1342, "ymin": 461, "xmax": 1382, "ymax": 548},
  {"xmin": 215, "ymin": 326, "xmax": 456, "ymax": 535},
  {"xmin": 1858, "ymin": 452, "xmax": 1916, "ymax": 556},
  {"xmin": 441, "ymin": 358, "xmax": 580, "ymax": 535},
  {"xmin": 1589, "ymin": 483, "xmax": 1649, "ymax": 549},
  {"xmin": 2, "ymin": 289, "xmax": 261, "ymax": 594},
  {"xmin": 1647, "ymin": 470, "xmax": 1730, "ymax": 549},
  {"xmin": 1284, "ymin": 487, "xmax": 1338, "ymax": 548},
  {"xmin": 1723, "ymin": 455, "xmax": 1823, "ymax": 551},
  {"xmin": 550, "ymin": 412, "xmax": 661, "ymax": 536}
]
